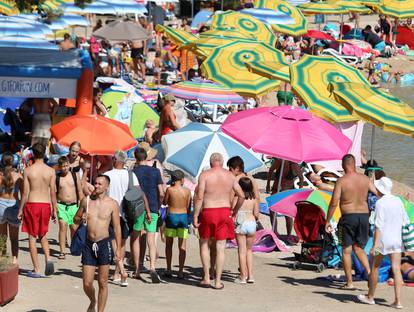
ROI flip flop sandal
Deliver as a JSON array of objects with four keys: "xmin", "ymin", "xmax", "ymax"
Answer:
[
  {"xmin": 390, "ymin": 303, "xmax": 403, "ymax": 309},
  {"xmin": 45, "ymin": 261, "xmax": 55, "ymax": 276},
  {"xmin": 150, "ymin": 270, "xmax": 161, "ymax": 284},
  {"xmin": 212, "ymin": 283, "xmax": 224, "ymax": 290},
  {"xmin": 340, "ymin": 284, "xmax": 356, "ymax": 290},
  {"xmin": 120, "ymin": 279, "xmax": 129, "ymax": 287},
  {"xmin": 247, "ymin": 279, "xmax": 255, "ymax": 284},
  {"xmin": 356, "ymin": 294, "xmax": 375, "ymax": 305},
  {"xmin": 27, "ymin": 271, "xmax": 46, "ymax": 278},
  {"xmin": 57, "ymin": 253, "xmax": 66, "ymax": 260},
  {"xmin": 198, "ymin": 282, "xmax": 211, "ymax": 288}
]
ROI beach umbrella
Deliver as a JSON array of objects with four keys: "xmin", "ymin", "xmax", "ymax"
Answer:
[
  {"xmin": 266, "ymin": 189, "xmax": 341, "ymax": 222},
  {"xmin": 0, "ymin": 16, "xmax": 54, "ymax": 36},
  {"xmin": 377, "ymin": 0, "xmax": 414, "ymax": 19},
  {"xmin": 58, "ymin": 14, "xmax": 90, "ymax": 27},
  {"xmin": 240, "ymin": 8, "xmax": 296, "ymax": 27},
  {"xmin": 254, "ymin": 0, "xmax": 308, "ymax": 36},
  {"xmin": 161, "ymin": 80, "xmax": 247, "ymax": 105},
  {"xmin": 329, "ymin": 82, "xmax": 414, "ymax": 137},
  {"xmin": 93, "ymin": 20, "xmax": 148, "ymax": 41},
  {"xmin": 221, "ymin": 105, "xmax": 352, "ymax": 163},
  {"xmin": 328, "ymin": 1, "xmax": 372, "ymax": 14},
  {"xmin": 245, "ymin": 61, "xmax": 290, "ymax": 82},
  {"xmin": 200, "ymin": 41, "xmax": 285, "ymax": 97},
  {"xmin": 297, "ymin": 2, "xmax": 348, "ymax": 14},
  {"xmin": 99, "ymin": 0, "xmax": 147, "ymax": 15},
  {"xmin": 51, "ymin": 114, "xmax": 137, "ymax": 156},
  {"xmin": 191, "ymin": 9, "xmax": 213, "ymax": 29},
  {"xmin": 290, "ymin": 55, "xmax": 369, "ymax": 122},
  {"xmin": 155, "ymin": 25, "xmax": 197, "ymax": 46},
  {"xmin": 0, "ymin": 35, "xmax": 58, "ymax": 50},
  {"xmin": 161, "ymin": 123, "xmax": 264, "ymax": 180},
  {"xmin": 183, "ymin": 27, "xmax": 255, "ymax": 58},
  {"xmin": 0, "ymin": 21, "xmax": 47, "ymax": 38},
  {"xmin": 101, "ymin": 88, "xmax": 159, "ymax": 139},
  {"xmin": 0, "ymin": 0, "xmax": 18, "ymax": 15},
  {"xmin": 62, "ymin": 2, "xmax": 117, "ymax": 15},
  {"xmin": 45, "ymin": 19, "xmax": 69, "ymax": 31},
  {"xmin": 211, "ymin": 10, "xmax": 276, "ymax": 47},
  {"xmin": 400, "ymin": 196, "xmax": 414, "ymax": 223}
]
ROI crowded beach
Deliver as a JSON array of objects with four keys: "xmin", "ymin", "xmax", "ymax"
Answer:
[{"xmin": 0, "ymin": 1, "xmax": 414, "ymax": 312}]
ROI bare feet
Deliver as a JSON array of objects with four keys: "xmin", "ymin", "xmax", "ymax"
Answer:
[
  {"xmin": 87, "ymin": 301, "xmax": 96, "ymax": 312},
  {"xmin": 341, "ymin": 284, "xmax": 356, "ymax": 290}
]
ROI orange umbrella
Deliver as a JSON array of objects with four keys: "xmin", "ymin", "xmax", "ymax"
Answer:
[{"xmin": 51, "ymin": 114, "xmax": 137, "ymax": 155}]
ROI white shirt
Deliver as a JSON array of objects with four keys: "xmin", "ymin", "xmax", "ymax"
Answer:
[
  {"xmin": 375, "ymin": 194, "xmax": 409, "ymax": 255},
  {"xmin": 105, "ymin": 169, "xmax": 139, "ymax": 206}
]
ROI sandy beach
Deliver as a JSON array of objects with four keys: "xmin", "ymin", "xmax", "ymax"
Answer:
[{"xmin": 4, "ymin": 176, "xmax": 413, "ymax": 312}]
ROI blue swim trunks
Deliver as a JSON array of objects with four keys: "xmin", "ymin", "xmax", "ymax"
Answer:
[
  {"xmin": 165, "ymin": 213, "xmax": 189, "ymax": 239},
  {"xmin": 81, "ymin": 237, "xmax": 113, "ymax": 267}
]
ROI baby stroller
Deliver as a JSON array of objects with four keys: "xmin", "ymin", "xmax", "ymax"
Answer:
[{"xmin": 292, "ymin": 201, "xmax": 341, "ymax": 272}]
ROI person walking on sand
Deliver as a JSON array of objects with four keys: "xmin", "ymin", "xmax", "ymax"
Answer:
[
  {"xmin": 18, "ymin": 143, "xmax": 57, "ymax": 277},
  {"xmin": 0, "ymin": 152, "xmax": 23, "ymax": 264},
  {"xmin": 105, "ymin": 151, "xmax": 139, "ymax": 287},
  {"xmin": 163, "ymin": 170, "xmax": 192, "ymax": 279},
  {"xmin": 357, "ymin": 177, "xmax": 409, "ymax": 308},
  {"xmin": 56, "ymin": 156, "xmax": 83, "ymax": 260},
  {"xmin": 233, "ymin": 177, "xmax": 259, "ymax": 284},
  {"xmin": 74, "ymin": 175, "xmax": 122, "ymax": 312},
  {"xmin": 193, "ymin": 153, "xmax": 245, "ymax": 290},
  {"xmin": 326, "ymin": 154, "xmax": 378, "ymax": 289}
]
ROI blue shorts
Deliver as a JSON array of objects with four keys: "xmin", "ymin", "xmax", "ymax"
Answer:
[
  {"xmin": 374, "ymin": 41, "xmax": 386, "ymax": 53},
  {"xmin": 81, "ymin": 237, "xmax": 113, "ymax": 267},
  {"xmin": 0, "ymin": 198, "xmax": 19, "ymax": 226},
  {"xmin": 165, "ymin": 213, "xmax": 189, "ymax": 239}
]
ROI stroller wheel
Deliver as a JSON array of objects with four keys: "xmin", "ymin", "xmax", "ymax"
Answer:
[
  {"xmin": 292, "ymin": 262, "xmax": 300, "ymax": 270},
  {"xmin": 316, "ymin": 263, "xmax": 325, "ymax": 273}
]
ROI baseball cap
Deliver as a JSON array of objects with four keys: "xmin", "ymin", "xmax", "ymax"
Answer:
[
  {"xmin": 163, "ymin": 93, "xmax": 176, "ymax": 102},
  {"xmin": 113, "ymin": 150, "xmax": 128, "ymax": 163}
]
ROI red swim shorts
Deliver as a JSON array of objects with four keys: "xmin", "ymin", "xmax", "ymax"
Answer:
[
  {"xmin": 199, "ymin": 207, "xmax": 235, "ymax": 240},
  {"xmin": 22, "ymin": 202, "xmax": 51, "ymax": 238}
]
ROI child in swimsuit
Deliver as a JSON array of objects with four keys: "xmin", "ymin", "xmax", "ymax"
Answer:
[
  {"xmin": 153, "ymin": 51, "xmax": 163, "ymax": 87},
  {"xmin": 163, "ymin": 170, "xmax": 192, "ymax": 279},
  {"xmin": 232, "ymin": 177, "xmax": 259, "ymax": 284}
]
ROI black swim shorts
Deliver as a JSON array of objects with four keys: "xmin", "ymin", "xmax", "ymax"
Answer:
[
  {"xmin": 337, "ymin": 213, "xmax": 370, "ymax": 248},
  {"xmin": 131, "ymin": 48, "xmax": 144, "ymax": 59},
  {"xmin": 81, "ymin": 237, "xmax": 113, "ymax": 266}
]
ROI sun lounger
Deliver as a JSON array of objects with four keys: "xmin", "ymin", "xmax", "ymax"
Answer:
[{"xmin": 321, "ymin": 48, "xmax": 359, "ymax": 65}]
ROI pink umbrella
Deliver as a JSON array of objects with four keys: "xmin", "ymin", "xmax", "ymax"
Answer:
[{"xmin": 221, "ymin": 106, "xmax": 352, "ymax": 163}]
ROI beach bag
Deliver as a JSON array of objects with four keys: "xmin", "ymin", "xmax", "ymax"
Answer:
[
  {"xmin": 70, "ymin": 196, "xmax": 89, "ymax": 256},
  {"xmin": 122, "ymin": 171, "xmax": 145, "ymax": 229},
  {"xmin": 402, "ymin": 223, "xmax": 414, "ymax": 252}
]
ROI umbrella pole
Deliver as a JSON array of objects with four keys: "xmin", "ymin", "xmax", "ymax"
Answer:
[
  {"xmin": 191, "ymin": 0, "xmax": 194, "ymax": 19},
  {"xmin": 90, "ymin": 156, "xmax": 94, "ymax": 184},
  {"xmin": 370, "ymin": 125, "xmax": 375, "ymax": 162},
  {"xmin": 221, "ymin": 0, "xmax": 224, "ymax": 11},
  {"xmin": 339, "ymin": 14, "xmax": 343, "ymax": 54},
  {"xmin": 277, "ymin": 159, "xmax": 285, "ymax": 193}
]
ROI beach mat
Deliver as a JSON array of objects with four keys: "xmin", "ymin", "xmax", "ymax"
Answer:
[{"xmin": 227, "ymin": 229, "xmax": 291, "ymax": 252}]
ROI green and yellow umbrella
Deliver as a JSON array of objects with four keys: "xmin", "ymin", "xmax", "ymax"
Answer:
[
  {"xmin": 254, "ymin": 0, "xmax": 308, "ymax": 36},
  {"xmin": 184, "ymin": 27, "xmax": 255, "ymax": 58},
  {"xmin": 290, "ymin": 55, "xmax": 369, "ymax": 122},
  {"xmin": 0, "ymin": 0, "xmax": 19, "ymax": 15},
  {"xmin": 378, "ymin": 0, "xmax": 414, "ymax": 19},
  {"xmin": 297, "ymin": 2, "xmax": 348, "ymax": 14},
  {"xmin": 155, "ymin": 25, "xmax": 197, "ymax": 46},
  {"xmin": 329, "ymin": 82, "xmax": 414, "ymax": 136},
  {"xmin": 328, "ymin": 1, "xmax": 372, "ymax": 13},
  {"xmin": 211, "ymin": 10, "xmax": 276, "ymax": 47},
  {"xmin": 201, "ymin": 41, "xmax": 284, "ymax": 97},
  {"xmin": 245, "ymin": 60, "xmax": 290, "ymax": 82}
]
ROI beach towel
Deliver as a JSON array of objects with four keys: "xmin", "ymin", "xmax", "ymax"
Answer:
[{"xmin": 227, "ymin": 229, "xmax": 291, "ymax": 252}]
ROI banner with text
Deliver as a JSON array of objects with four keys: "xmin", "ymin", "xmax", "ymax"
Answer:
[{"xmin": 0, "ymin": 76, "xmax": 77, "ymax": 98}]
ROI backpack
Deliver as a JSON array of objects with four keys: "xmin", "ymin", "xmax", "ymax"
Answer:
[
  {"xmin": 122, "ymin": 171, "xmax": 145, "ymax": 229},
  {"xmin": 56, "ymin": 171, "xmax": 79, "ymax": 203}
]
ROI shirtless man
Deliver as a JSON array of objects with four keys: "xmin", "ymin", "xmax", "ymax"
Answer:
[
  {"xmin": 326, "ymin": 154, "xmax": 378, "ymax": 289},
  {"xmin": 31, "ymin": 98, "xmax": 57, "ymax": 147},
  {"xmin": 193, "ymin": 153, "xmax": 245, "ymax": 289},
  {"xmin": 18, "ymin": 143, "xmax": 57, "ymax": 277},
  {"xmin": 74, "ymin": 175, "xmax": 121, "ymax": 312},
  {"xmin": 156, "ymin": 94, "xmax": 180, "ymax": 141},
  {"xmin": 163, "ymin": 170, "xmax": 192, "ymax": 279},
  {"xmin": 56, "ymin": 156, "xmax": 83, "ymax": 260},
  {"xmin": 60, "ymin": 33, "xmax": 75, "ymax": 51}
]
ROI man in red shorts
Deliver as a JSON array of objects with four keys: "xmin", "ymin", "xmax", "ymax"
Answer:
[
  {"xmin": 193, "ymin": 153, "xmax": 245, "ymax": 289},
  {"xmin": 18, "ymin": 143, "xmax": 57, "ymax": 277}
]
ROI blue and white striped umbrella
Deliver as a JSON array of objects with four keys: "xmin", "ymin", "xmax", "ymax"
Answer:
[
  {"xmin": 0, "ymin": 35, "xmax": 58, "ymax": 49},
  {"xmin": 0, "ymin": 21, "xmax": 47, "ymax": 38},
  {"xmin": 5, "ymin": 16, "xmax": 54, "ymax": 35},
  {"xmin": 63, "ymin": 2, "xmax": 117, "ymax": 15},
  {"xmin": 161, "ymin": 123, "xmax": 264, "ymax": 179},
  {"xmin": 45, "ymin": 19, "xmax": 69, "ymax": 31},
  {"xmin": 241, "ymin": 8, "xmax": 296, "ymax": 26},
  {"xmin": 58, "ymin": 14, "xmax": 90, "ymax": 27},
  {"xmin": 100, "ymin": 0, "xmax": 147, "ymax": 15}
]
